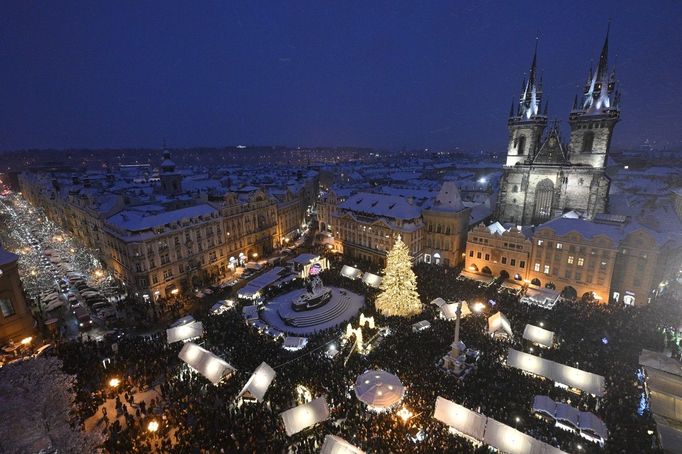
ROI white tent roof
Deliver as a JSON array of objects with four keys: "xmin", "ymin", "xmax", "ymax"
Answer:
[
  {"xmin": 319, "ymin": 435, "xmax": 365, "ymax": 454},
  {"xmin": 354, "ymin": 369, "xmax": 405, "ymax": 409},
  {"xmin": 433, "ymin": 396, "xmax": 486, "ymax": 441},
  {"xmin": 430, "ymin": 297, "xmax": 447, "ymax": 307},
  {"xmin": 555, "ymin": 403, "xmax": 579, "ymax": 427},
  {"xmin": 166, "ymin": 321, "xmax": 204, "ymax": 344},
  {"xmin": 488, "ymin": 312, "xmax": 513, "ymax": 337},
  {"xmin": 238, "ymin": 362, "xmax": 276, "ymax": 402},
  {"xmin": 531, "ymin": 395, "xmax": 556, "ymax": 418},
  {"xmin": 280, "ymin": 396, "xmax": 330, "ymax": 436},
  {"xmin": 523, "ymin": 324, "xmax": 555, "ymax": 348},
  {"xmin": 283, "ymin": 336, "xmax": 308, "ymax": 350},
  {"xmin": 340, "ymin": 265, "xmax": 363, "ymax": 280},
  {"xmin": 361, "ymin": 272, "xmax": 382, "ymax": 288},
  {"xmin": 484, "ymin": 418, "xmax": 565, "ymax": 454},
  {"xmin": 440, "ymin": 301, "xmax": 472, "ymax": 320},
  {"xmin": 507, "ymin": 349, "xmax": 605, "ymax": 396},
  {"xmin": 578, "ymin": 411, "xmax": 608, "ymax": 440},
  {"xmin": 178, "ymin": 343, "xmax": 236, "ymax": 385}
]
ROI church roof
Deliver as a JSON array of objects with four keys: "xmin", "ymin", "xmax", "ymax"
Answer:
[
  {"xmin": 431, "ymin": 181, "xmax": 465, "ymax": 212},
  {"xmin": 532, "ymin": 125, "xmax": 569, "ymax": 165}
]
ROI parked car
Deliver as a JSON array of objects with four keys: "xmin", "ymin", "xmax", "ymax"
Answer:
[{"xmin": 74, "ymin": 306, "xmax": 92, "ymax": 330}]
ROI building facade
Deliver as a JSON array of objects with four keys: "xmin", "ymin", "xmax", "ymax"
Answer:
[
  {"xmin": 497, "ymin": 31, "xmax": 619, "ymax": 225},
  {"xmin": 0, "ymin": 246, "xmax": 34, "ymax": 344}
]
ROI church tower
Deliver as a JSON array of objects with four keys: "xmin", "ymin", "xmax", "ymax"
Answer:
[
  {"xmin": 159, "ymin": 149, "xmax": 183, "ymax": 196},
  {"xmin": 568, "ymin": 26, "xmax": 620, "ymax": 168},
  {"xmin": 505, "ymin": 40, "xmax": 548, "ymax": 166}
]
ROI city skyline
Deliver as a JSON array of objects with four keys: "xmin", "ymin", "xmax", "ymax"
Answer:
[{"xmin": 1, "ymin": 1, "xmax": 682, "ymax": 152}]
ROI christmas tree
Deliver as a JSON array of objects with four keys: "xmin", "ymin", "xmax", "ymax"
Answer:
[{"xmin": 375, "ymin": 235, "xmax": 422, "ymax": 317}]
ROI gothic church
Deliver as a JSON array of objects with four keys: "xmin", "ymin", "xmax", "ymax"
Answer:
[{"xmin": 496, "ymin": 29, "xmax": 620, "ymax": 225}]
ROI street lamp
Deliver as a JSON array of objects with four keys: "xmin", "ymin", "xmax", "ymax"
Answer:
[
  {"xmin": 398, "ymin": 407, "xmax": 413, "ymax": 423},
  {"xmin": 109, "ymin": 378, "xmax": 121, "ymax": 388},
  {"xmin": 147, "ymin": 420, "xmax": 159, "ymax": 433}
]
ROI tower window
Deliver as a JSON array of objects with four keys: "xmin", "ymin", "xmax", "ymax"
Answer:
[
  {"xmin": 582, "ymin": 131, "xmax": 594, "ymax": 152},
  {"xmin": 517, "ymin": 136, "xmax": 526, "ymax": 155},
  {"xmin": 512, "ymin": 185, "xmax": 518, "ymax": 193}
]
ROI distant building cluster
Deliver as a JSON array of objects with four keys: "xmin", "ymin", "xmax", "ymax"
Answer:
[{"xmin": 19, "ymin": 151, "xmax": 318, "ymax": 299}]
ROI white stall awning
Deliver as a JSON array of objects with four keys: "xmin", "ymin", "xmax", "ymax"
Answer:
[
  {"xmin": 488, "ymin": 312, "xmax": 513, "ymax": 337},
  {"xmin": 166, "ymin": 321, "xmax": 204, "ymax": 344},
  {"xmin": 362, "ymin": 272, "xmax": 382, "ymax": 288},
  {"xmin": 238, "ymin": 362, "xmax": 276, "ymax": 402},
  {"xmin": 280, "ymin": 396, "xmax": 330, "ymax": 436},
  {"xmin": 340, "ymin": 265, "xmax": 363, "ymax": 280},
  {"xmin": 531, "ymin": 395, "xmax": 556, "ymax": 418},
  {"xmin": 178, "ymin": 343, "xmax": 236, "ymax": 385},
  {"xmin": 484, "ymin": 418, "xmax": 565, "ymax": 454},
  {"xmin": 440, "ymin": 301, "xmax": 472, "ymax": 320},
  {"xmin": 433, "ymin": 396, "xmax": 486, "ymax": 441},
  {"xmin": 523, "ymin": 324, "xmax": 555, "ymax": 348},
  {"xmin": 320, "ymin": 435, "xmax": 366, "ymax": 454}
]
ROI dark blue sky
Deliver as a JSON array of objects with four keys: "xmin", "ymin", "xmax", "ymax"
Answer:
[{"xmin": 1, "ymin": 1, "xmax": 681, "ymax": 152}]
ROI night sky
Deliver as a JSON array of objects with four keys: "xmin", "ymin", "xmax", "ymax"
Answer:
[{"xmin": 1, "ymin": 1, "xmax": 681, "ymax": 152}]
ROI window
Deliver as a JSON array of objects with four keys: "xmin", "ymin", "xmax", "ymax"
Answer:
[
  {"xmin": 575, "ymin": 271, "xmax": 582, "ymax": 281},
  {"xmin": 556, "ymin": 243, "xmax": 563, "ymax": 250},
  {"xmin": 469, "ymin": 250, "xmax": 474, "ymax": 257},
  {"xmin": 484, "ymin": 254, "xmax": 490, "ymax": 261},
  {"xmin": 577, "ymin": 257, "xmax": 584, "ymax": 267},
  {"xmin": 0, "ymin": 298, "xmax": 15, "ymax": 317},
  {"xmin": 477, "ymin": 252, "xmax": 482, "ymax": 259},
  {"xmin": 517, "ymin": 135, "xmax": 526, "ymax": 155},
  {"xmin": 501, "ymin": 257, "xmax": 507, "ymax": 264},
  {"xmin": 568, "ymin": 256, "xmax": 574, "ymax": 264},
  {"xmin": 534, "ymin": 263, "xmax": 541, "ymax": 272},
  {"xmin": 544, "ymin": 265, "xmax": 550, "ymax": 274},
  {"xmin": 520, "ymin": 261, "xmax": 525, "ymax": 268},
  {"xmin": 582, "ymin": 131, "xmax": 594, "ymax": 152},
  {"xmin": 510, "ymin": 259, "xmax": 516, "ymax": 266},
  {"xmin": 537, "ymin": 240, "xmax": 544, "ymax": 246}
]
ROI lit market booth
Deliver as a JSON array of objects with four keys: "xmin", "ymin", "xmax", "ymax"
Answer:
[
  {"xmin": 458, "ymin": 269, "xmax": 496, "ymax": 287},
  {"xmin": 434, "ymin": 397, "xmax": 567, "ymax": 453},
  {"xmin": 289, "ymin": 253, "xmax": 329, "ymax": 278},
  {"xmin": 361, "ymin": 271, "xmax": 382, "ymax": 288},
  {"xmin": 439, "ymin": 301, "xmax": 472, "ymax": 320},
  {"xmin": 166, "ymin": 320, "xmax": 204, "ymax": 344},
  {"xmin": 531, "ymin": 395, "xmax": 609, "ymax": 446},
  {"xmin": 238, "ymin": 362, "xmax": 276, "ymax": 403},
  {"xmin": 521, "ymin": 286, "xmax": 560, "ymax": 309},
  {"xmin": 522, "ymin": 324, "xmax": 555, "ymax": 349},
  {"xmin": 340, "ymin": 265, "xmax": 362, "ymax": 280},
  {"xmin": 320, "ymin": 435, "xmax": 365, "ymax": 454},
  {"xmin": 507, "ymin": 348, "xmax": 606, "ymax": 397},
  {"xmin": 488, "ymin": 312, "xmax": 513, "ymax": 339},
  {"xmin": 280, "ymin": 396, "xmax": 330, "ymax": 436},
  {"xmin": 178, "ymin": 343, "xmax": 236, "ymax": 385},
  {"xmin": 238, "ymin": 266, "xmax": 286, "ymax": 299},
  {"xmin": 354, "ymin": 369, "xmax": 405, "ymax": 411}
]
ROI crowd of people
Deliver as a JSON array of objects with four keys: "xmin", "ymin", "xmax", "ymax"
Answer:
[{"xmin": 52, "ymin": 260, "xmax": 679, "ymax": 453}]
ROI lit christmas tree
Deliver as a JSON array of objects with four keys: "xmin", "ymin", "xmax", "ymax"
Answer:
[{"xmin": 375, "ymin": 235, "xmax": 422, "ymax": 317}]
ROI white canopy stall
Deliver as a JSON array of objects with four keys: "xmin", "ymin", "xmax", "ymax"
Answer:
[
  {"xmin": 523, "ymin": 324, "xmax": 555, "ymax": 348},
  {"xmin": 280, "ymin": 396, "xmax": 330, "ymax": 436},
  {"xmin": 361, "ymin": 272, "xmax": 382, "ymax": 288},
  {"xmin": 531, "ymin": 395, "xmax": 557, "ymax": 419},
  {"xmin": 507, "ymin": 349, "xmax": 605, "ymax": 397},
  {"xmin": 433, "ymin": 396, "xmax": 486, "ymax": 443},
  {"xmin": 238, "ymin": 362, "xmax": 276, "ymax": 402},
  {"xmin": 178, "ymin": 343, "xmax": 236, "ymax": 385},
  {"xmin": 354, "ymin": 369, "xmax": 405, "ymax": 410},
  {"xmin": 340, "ymin": 265, "xmax": 363, "ymax": 280},
  {"xmin": 320, "ymin": 435, "xmax": 366, "ymax": 454},
  {"xmin": 488, "ymin": 312, "xmax": 513, "ymax": 338},
  {"xmin": 283, "ymin": 336, "xmax": 308, "ymax": 351},
  {"xmin": 555, "ymin": 403, "xmax": 580, "ymax": 430},
  {"xmin": 430, "ymin": 297, "xmax": 447, "ymax": 308},
  {"xmin": 484, "ymin": 418, "xmax": 565, "ymax": 454},
  {"xmin": 166, "ymin": 321, "xmax": 204, "ymax": 344}
]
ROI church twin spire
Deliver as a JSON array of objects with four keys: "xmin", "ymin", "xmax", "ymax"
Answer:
[{"xmin": 511, "ymin": 36, "xmax": 546, "ymax": 121}]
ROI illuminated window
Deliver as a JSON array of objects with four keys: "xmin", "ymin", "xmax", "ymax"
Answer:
[
  {"xmin": 568, "ymin": 256, "xmax": 574, "ymax": 264},
  {"xmin": 0, "ymin": 298, "xmax": 14, "ymax": 317},
  {"xmin": 544, "ymin": 265, "xmax": 550, "ymax": 274},
  {"xmin": 534, "ymin": 263, "xmax": 541, "ymax": 272},
  {"xmin": 537, "ymin": 240, "xmax": 544, "ymax": 246},
  {"xmin": 577, "ymin": 257, "xmax": 584, "ymax": 266},
  {"xmin": 556, "ymin": 243, "xmax": 563, "ymax": 250}
]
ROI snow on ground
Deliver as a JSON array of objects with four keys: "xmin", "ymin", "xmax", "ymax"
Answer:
[{"xmin": 261, "ymin": 287, "xmax": 365, "ymax": 335}]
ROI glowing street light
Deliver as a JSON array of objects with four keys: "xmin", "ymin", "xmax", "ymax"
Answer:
[
  {"xmin": 94, "ymin": 269, "xmax": 104, "ymax": 278},
  {"xmin": 109, "ymin": 378, "xmax": 121, "ymax": 388},
  {"xmin": 472, "ymin": 302, "xmax": 485, "ymax": 313},
  {"xmin": 398, "ymin": 407, "xmax": 413, "ymax": 423},
  {"xmin": 20, "ymin": 336, "xmax": 33, "ymax": 345},
  {"xmin": 147, "ymin": 420, "xmax": 159, "ymax": 433}
]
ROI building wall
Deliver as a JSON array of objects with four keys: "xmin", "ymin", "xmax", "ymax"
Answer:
[
  {"xmin": 464, "ymin": 224, "xmax": 531, "ymax": 280},
  {"xmin": 422, "ymin": 208, "xmax": 471, "ymax": 267},
  {"xmin": 0, "ymin": 255, "xmax": 35, "ymax": 344}
]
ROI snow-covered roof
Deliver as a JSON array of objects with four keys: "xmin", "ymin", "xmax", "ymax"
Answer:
[
  {"xmin": 339, "ymin": 193, "xmax": 422, "ymax": 220},
  {"xmin": 431, "ymin": 181, "xmax": 465, "ymax": 212},
  {"xmin": 522, "ymin": 324, "xmax": 554, "ymax": 348},
  {"xmin": 320, "ymin": 435, "xmax": 366, "ymax": 454},
  {"xmin": 280, "ymin": 396, "xmax": 330, "ymax": 436},
  {"xmin": 178, "ymin": 343, "xmax": 236, "ymax": 385},
  {"xmin": 238, "ymin": 362, "xmax": 276, "ymax": 402},
  {"xmin": 107, "ymin": 204, "xmax": 217, "ymax": 232}
]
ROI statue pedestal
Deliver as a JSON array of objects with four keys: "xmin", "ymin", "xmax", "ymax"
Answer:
[{"xmin": 443, "ymin": 340, "xmax": 467, "ymax": 375}]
